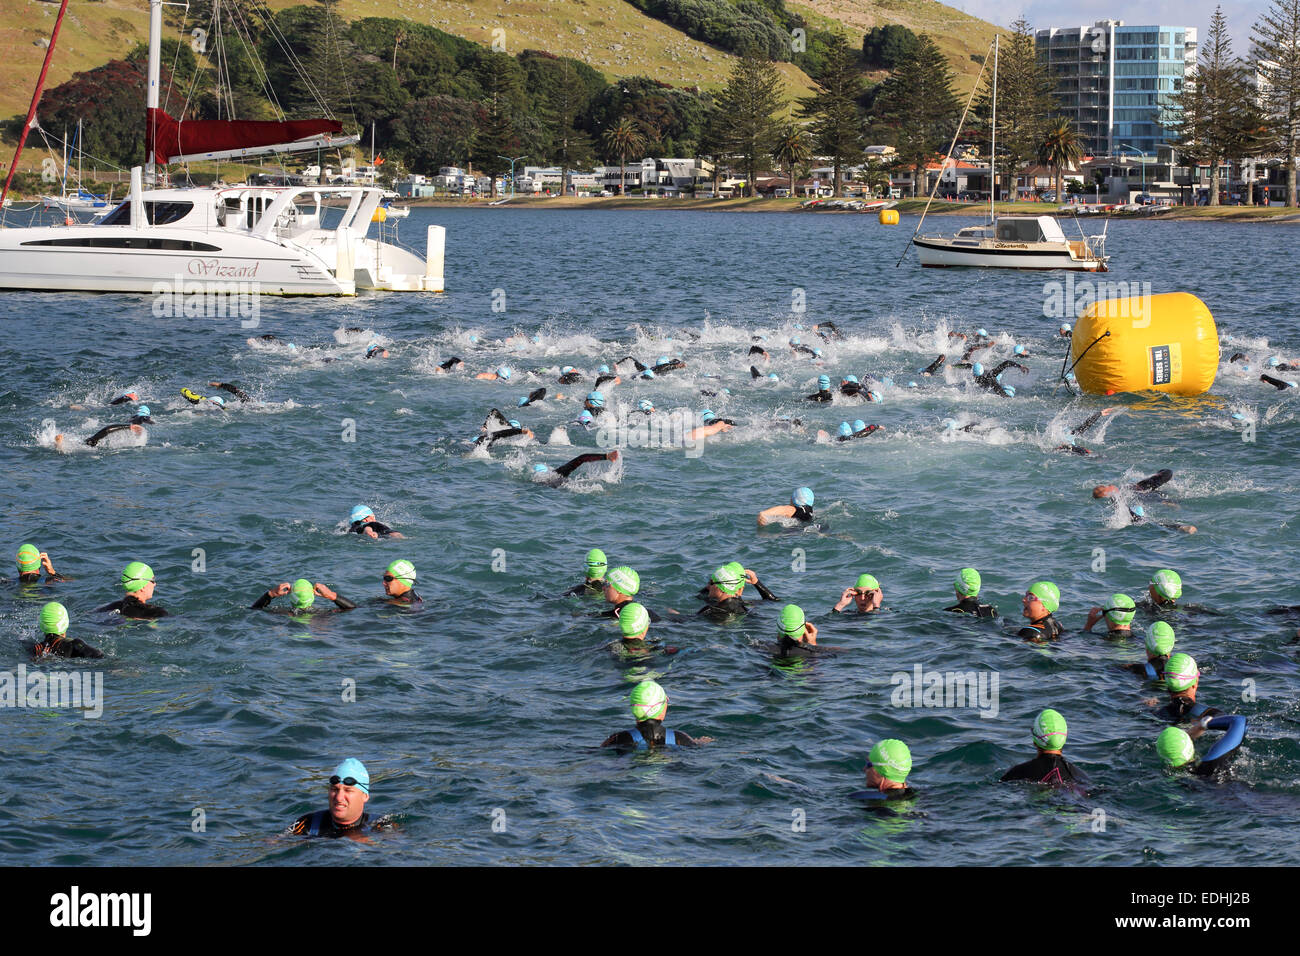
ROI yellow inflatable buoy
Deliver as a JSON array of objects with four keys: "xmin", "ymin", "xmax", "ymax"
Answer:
[
  {"xmin": 371, "ymin": 206, "xmax": 388, "ymax": 223},
  {"xmin": 1071, "ymin": 292, "xmax": 1218, "ymax": 396},
  {"xmin": 879, "ymin": 208, "xmax": 899, "ymax": 225}
]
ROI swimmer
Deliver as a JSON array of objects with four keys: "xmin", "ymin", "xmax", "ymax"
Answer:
[
  {"xmin": 208, "ymin": 382, "xmax": 252, "ymax": 403},
  {"xmin": 180, "ymin": 387, "xmax": 228, "ymax": 410},
  {"xmin": 1000, "ymin": 710, "xmax": 1085, "ymax": 788},
  {"xmin": 1156, "ymin": 717, "xmax": 1246, "ymax": 778},
  {"xmin": 1260, "ymin": 373, "xmax": 1297, "ymax": 390},
  {"xmin": 364, "ymin": 342, "xmax": 389, "ymax": 359},
  {"xmin": 1127, "ymin": 621, "xmax": 1175, "ymax": 682},
  {"xmin": 128, "ymin": 405, "xmax": 153, "ymax": 425},
  {"xmin": 564, "ymin": 548, "xmax": 608, "ymax": 597},
  {"xmin": 1058, "ymin": 323, "xmax": 1072, "ymax": 339},
  {"xmin": 15, "ymin": 543, "xmax": 66, "ymax": 583},
  {"xmin": 833, "ymin": 419, "xmax": 882, "ymax": 442},
  {"xmin": 348, "ymin": 505, "xmax": 404, "ymax": 539},
  {"xmin": 516, "ymin": 387, "xmax": 547, "ymax": 408},
  {"xmin": 1145, "ymin": 569, "xmax": 1182, "ymax": 611},
  {"xmin": 850, "ymin": 740, "xmax": 915, "ymax": 802},
  {"xmin": 436, "ymin": 356, "xmax": 465, "ymax": 373},
  {"xmin": 970, "ymin": 360, "xmax": 1027, "ymax": 395},
  {"xmin": 1092, "ymin": 468, "xmax": 1173, "ymax": 499},
  {"xmin": 748, "ymin": 345, "xmax": 771, "ymax": 362},
  {"xmin": 600, "ymin": 680, "xmax": 708, "ymax": 749},
  {"xmin": 532, "ymin": 450, "xmax": 619, "ymax": 487},
  {"xmin": 767, "ymin": 603, "xmax": 829, "ymax": 660},
  {"xmin": 379, "ymin": 560, "xmax": 421, "ymax": 606},
  {"xmin": 611, "ymin": 602, "xmax": 678, "ymax": 657},
  {"xmin": 635, "ymin": 399, "xmax": 655, "ymax": 416},
  {"xmin": 812, "ymin": 321, "xmax": 842, "ymax": 341},
  {"xmin": 806, "ymin": 374, "xmax": 834, "ymax": 402},
  {"xmin": 686, "ymin": 410, "xmax": 735, "ymax": 443},
  {"xmin": 96, "ymin": 561, "xmax": 168, "ymax": 619},
  {"xmin": 58, "ymin": 423, "xmax": 144, "ymax": 449},
  {"xmin": 1084, "ymin": 593, "xmax": 1136, "ymax": 637},
  {"xmin": 649, "ymin": 355, "xmax": 686, "ymax": 375},
  {"xmin": 757, "ymin": 487, "xmax": 815, "ymax": 526},
  {"xmin": 696, "ymin": 561, "xmax": 778, "ymax": 603},
  {"xmin": 290, "ymin": 758, "xmax": 394, "ymax": 838},
  {"xmin": 1017, "ymin": 581, "xmax": 1064, "ymax": 642},
  {"xmin": 252, "ymin": 578, "xmax": 356, "ymax": 615},
  {"xmin": 789, "ymin": 337, "xmax": 818, "ymax": 358},
  {"xmin": 32, "ymin": 601, "xmax": 103, "ymax": 659},
  {"xmin": 944, "ymin": 568, "xmax": 998, "ymax": 618},
  {"xmin": 919, "ymin": 355, "xmax": 946, "ymax": 376},
  {"xmin": 594, "ymin": 365, "xmax": 621, "ymax": 390},
  {"xmin": 839, "ymin": 375, "xmax": 865, "ymax": 397},
  {"xmin": 583, "ymin": 391, "xmax": 609, "ymax": 417},
  {"xmin": 108, "ymin": 391, "xmax": 140, "ymax": 406},
  {"xmin": 558, "ymin": 365, "xmax": 583, "ymax": 385},
  {"xmin": 833, "ymin": 574, "xmax": 883, "ymax": 614},
  {"xmin": 1145, "ymin": 653, "xmax": 1220, "ymax": 724},
  {"xmin": 1070, "ymin": 407, "xmax": 1116, "ymax": 436},
  {"xmin": 598, "ymin": 565, "xmax": 661, "ymax": 621},
  {"xmin": 698, "ymin": 563, "xmax": 755, "ymax": 618},
  {"xmin": 1127, "ymin": 503, "xmax": 1197, "ymax": 534},
  {"xmin": 475, "ymin": 365, "xmax": 513, "ymax": 382}
]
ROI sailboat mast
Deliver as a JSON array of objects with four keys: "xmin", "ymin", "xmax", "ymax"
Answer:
[
  {"xmin": 990, "ymin": 33, "xmax": 998, "ymax": 221},
  {"xmin": 145, "ymin": 0, "xmax": 163, "ymax": 185}
]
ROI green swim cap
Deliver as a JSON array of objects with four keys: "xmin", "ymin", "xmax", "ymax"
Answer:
[
  {"xmin": 868, "ymin": 739, "xmax": 912, "ymax": 783},
  {"xmin": 1032, "ymin": 709, "xmax": 1068, "ymax": 751},
  {"xmin": 1104, "ymin": 593, "xmax": 1136, "ymax": 627},
  {"xmin": 386, "ymin": 559, "xmax": 416, "ymax": 587},
  {"xmin": 606, "ymin": 566, "xmax": 640, "ymax": 597},
  {"xmin": 121, "ymin": 561, "xmax": 154, "ymax": 593},
  {"xmin": 1151, "ymin": 569, "xmax": 1182, "ymax": 601},
  {"xmin": 711, "ymin": 564, "xmax": 744, "ymax": 596},
  {"xmin": 1156, "ymin": 726, "xmax": 1195, "ymax": 768},
  {"xmin": 585, "ymin": 548, "xmax": 608, "ymax": 578},
  {"xmin": 291, "ymin": 578, "xmax": 316, "ymax": 609},
  {"xmin": 1164, "ymin": 653, "xmax": 1199, "ymax": 693},
  {"xmin": 779, "ymin": 603, "xmax": 806, "ymax": 637},
  {"xmin": 855, "ymin": 573, "xmax": 880, "ymax": 591},
  {"xmin": 1028, "ymin": 581, "xmax": 1060, "ymax": 615},
  {"xmin": 955, "ymin": 568, "xmax": 981, "ymax": 597},
  {"xmin": 17, "ymin": 544, "xmax": 41, "ymax": 574},
  {"xmin": 39, "ymin": 601, "xmax": 69, "ymax": 636},
  {"xmin": 1146, "ymin": 621, "xmax": 1176, "ymax": 657},
  {"xmin": 619, "ymin": 602, "xmax": 650, "ymax": 638},
  {"xmin": 630, "ymin": 680, "xmax": 668, "ymax": 721}
]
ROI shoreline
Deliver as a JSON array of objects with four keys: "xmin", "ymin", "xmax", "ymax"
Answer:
[{"xmin": 399, "ymin": 194, "xmax": 1300, "ymax": 222}]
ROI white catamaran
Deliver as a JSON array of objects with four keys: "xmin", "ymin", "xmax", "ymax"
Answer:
[
  {"xmin": 909, "ymin": 35, "xmax": 1108, "ymax": 272},
  {"xmin": 0, "ymin": 0, "xmax": 444, "ymax": 295}
]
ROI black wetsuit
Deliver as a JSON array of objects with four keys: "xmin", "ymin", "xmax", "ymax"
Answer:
[
  {"xmin": 750, "ymin": 366, "xmax": 764, "ymax": 379},
  {"xmin": 698, "ymin": 595, "xmax": 749, "ymax": 618},
  {"xmin": 108, "ymin": 394, "xmax": 137, "ymax": 406},
  {"xmin": 792, "ymin": 344, "xmax": 818, "ymax": 358},
  {"xmin": 602, "ymin": 602, "xmax": 663, "ymax": 623},
  {"xmin": 32, "ymin": 635, "xmax": 103, "ymax": 659},
  {"xmin": 1133, "ymin": 469, "xmax": 1174, "ymax": 494},
  {"xmin": 945, "ymin": 596, "xmax": 998, "ymax": 619},
  {"xmin": 1018, "ymin": 614, "xmax": 1064, "ymax": 642},
  {"xmin": 814, "ymin": 322, "xmax": 842, "ymax": 341},
  {"xmin": 251, "ymin": 592, "xmax": 357, "ymax": 613},
  {"xmin": 540, "ymin": 453, "xmax": 612, "ymax": 487},
  {"xmin": 1158, "ymin": 696, "xmax": 1221, "ymax": 725},
  {"xmin": 563, "ymin": 579, "xmax": 604, "ymax": 597},
  {"xmin": 349, "ymin": 519, "xmax": 397, "ymax": 537},
  {"xmin": 290, "ymin": 810, "xmax": 391, "ymax": 838},
  {"xmin": 769, "ymin": 636, "xmax": 827, "ymax": 659},
  {"xmin": 921, "ymin": 355, "xmax": 946, "ymax": 375},
  {"xmin": 747, "ymin": 346, "xmax": 769, "ymax": 359},
  {"xmin": 128, "ymin": 414, "xmax": 153, "ymax": 425},
  {"xmin": 1229, "ymin": 352, "xmax": 1247, "ymax": 363},
  {"xmin": 517, "ymin": 387, "xmax": 547, "ymax": 407},
  {"xmin": 1127, "ymin": 655, "xmax": 1169, "ymax": 681},
  {"xmin": 792, "ymin": 505, "xmax": 814, "ymax": 523},
  {"xmin": 383, "ymin": 590, "xmax": 422, "ymax": 607},
  {"xmin": 650, "ymin": 360, "xmax": 686, "ymax": 375},
  {"xmin": 840, "ymin": 381, "xmax": 866, "ymax": 397},
  {"xmin": 696, "ymin": 580, "xmax": 778, "ymax": 602},
  {"xmin": 974, "ymin": 361, "xmax": 1028, "ymax": 393},
  {"xmin": 558, "ymin": 370, "xmax": 583, "ymax": 385},
  {"xmin": 1262, "ymin": 373, "xmax": 1296, "ymax": 390},
  {"xmin": 84, "ymin": 424, "xmax": 135, "ymax": 447},
  {"xmin": 594, "ymin": 374, "xmax": 619, "ymax": 390},
  {"xmin": 96, "ymin": 595, "xmax": 168, "ymax": 619},
  {"xmin": 601, "ymin": 719, "xmax": 698, "ymax": 749},
  {"xmin": 1001, "ymin": 753, "xmax": 1084, "ymax": 787},
  {"xmin": 213, "ymin": 382, "xmax": 251, "ymax": 402},
  {"xmin": 806, "ymin": 389, "xmax": 833, "ymax": 402},
  {"xmin": 440, "ymin": 356, "xmax": 464, "ymax": 371},
  {"xmin": 478, "ymin": 427, "xmax": 530, "ymax": 448},
  {"xmin": 836, "ymin": 425, "xmax": 882, "ymax": 442},
  {"xmin": 1071, "ymin": 411, "xmax": 1106, "ymax": 435}
]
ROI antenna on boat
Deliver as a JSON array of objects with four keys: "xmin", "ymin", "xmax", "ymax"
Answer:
[
  {"xmin": 989, "ymin": 32, "xmax": 998, "ymax": 224},
  {"xmin": 896, "ymin": 34, "xmax": 997, "ymax": 268}
]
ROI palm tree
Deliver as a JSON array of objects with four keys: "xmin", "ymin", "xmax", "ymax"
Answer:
[
  {"xmin": 772, "ymin": 124, "xmax": 813, "ymax": 200},
  {"xmin": 602, "ymin": 117, "xmax": 647, "ymax": 195},
  {"xmin": 1038, "ymin": 117, "xmax": 1083, "ymax": 203}
]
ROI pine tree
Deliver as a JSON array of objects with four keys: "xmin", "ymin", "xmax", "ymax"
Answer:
[
  {"xmin": 714, "ymin": 52, "xmax": 786, "ymax": 197},
  {"xmin": 797, "ymin": 34, "xmax": 864, "ymax": 197},
  {"xmin": 1253, "ymin": 0, "xmax": 1300, "ymax": 205},
  {"xmin": 873, "ymin": 34, "xmax": 960, "ymax": 196}
]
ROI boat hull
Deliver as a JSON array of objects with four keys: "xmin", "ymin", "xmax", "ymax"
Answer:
[{"xmin": 913, "ymin": 237, "xmax": 1107, "ymax": 271}]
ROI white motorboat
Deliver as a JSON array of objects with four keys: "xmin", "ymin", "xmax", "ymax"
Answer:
[{"xmin": 914, "ymin": 215, "xmax": 1109, "ymax": 271}]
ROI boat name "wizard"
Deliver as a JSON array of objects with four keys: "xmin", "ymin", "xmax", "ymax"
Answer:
[{"xmin": 187, "ymin": 258, "xmax": 260, "ymax": 279}]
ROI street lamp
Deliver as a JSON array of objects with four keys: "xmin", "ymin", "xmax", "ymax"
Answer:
[
  {"xmin": 1116, "ymin": 143, "xmax": 1146, "ymax": 197},
  {"xmin": 498, "ymin": 155, "xmax": 526, "ymax": 198}
]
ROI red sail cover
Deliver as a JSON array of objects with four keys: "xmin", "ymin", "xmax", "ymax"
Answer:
[{"xmin": 146, "ymin": 108, "xmax": 344, "ymax": 164}]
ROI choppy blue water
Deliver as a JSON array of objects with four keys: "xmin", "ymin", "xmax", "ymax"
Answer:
[{"xmin": 2, "ymin": 207, "xmax": 1299, "ymax": 865}]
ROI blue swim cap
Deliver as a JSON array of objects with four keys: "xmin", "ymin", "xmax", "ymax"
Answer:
[
  {"xmin": 561, "ymin": 365, "xmax": 575, "ymax": 375},
  {"xmin": 792, "ymin": 487, "xmax": 814, "ymax": 508},
  {"xmin": 701, "ymin": 409, "xmax": 716, "ymax": 423},
  {"xmin": 972, "ymin": 362, "xmax": 984, "ymax": 376},
  {"xmin": 813, "ymin": 348, "xmax": 823, "ymax": 358},
  {"xmin": 209, "ymin": 395, "xmax": 226, "ymax": 407},
  {"xmin": 641, "ymin": 369, "xmax": 655, "ymax": 379},
  {"xmin": 1132, "ymin": 504, "xmax": 1146, "ymax": 518},
  {"xmin": 137, "ymin": 405, "xmax": 151, "ymax": 417},
  {"xmin": 496, "ymin": 366, "xmax": 512, "ymax": 380},
  {"xmin": 586, "ymin": 391, "xmax": 605, "ymax": 408},
  {"xmin": 1003, "ymin": 385, "xmax": 1015, "ymax": 396},
  {"xmin": 332, "ymin": 757, "xmax": 370, "ymax": 794},
  {"xmin": 531, "ymin": 333, "xmax": 542, "ymax": 343},
  {"xmin": 790, "ymin": 337, "xmax": 801, "ymax": 346},
  {"xmin": 638, "ymin": 399, "xmax": 654, "ymax": 412},
  {"xmin": 977, "ymin": 328, "xmax": 988, "ymax": 337},
  {"xmin": 1066, "ymin": 371, "xmax": 1077, "ymax": 380},
  {"xmin": 722, "ymin": 388, "xmax": 731, "ymax": 395},
  {"xmin": 853, "ymin": 419, "xmax": 866, "ymax": 432},
  {"xmin": 517, "ymin": 395, "xmax": 530, "ymax": 406},
  {"xmin": 658, "ymin": 355, "xmax": 668, "ymax": 365},
  {"xmin": 1014, "ymin": 344, "xmax": 1026, "ymax": 355},
  {"xmin": 598, "ymin": 364, "xmax": 610, "ymax": 374},
  {"xmin": 793, "ymin": 323, "xmax": 805, "ymax": 330},
  {"xmin": 996, "ymin": 373, "xmax": 1003, "ymax": 382},
  {"xmin": 366, "ymin": 341, "xmax": 382, "ymax": 354},
  {"xmin": 845, "ymin": 375, "xmax": 859, "ymax": 384},
  {"xmin": 1268, "ymin": 355, "xmax": 1281, "ymax": 366},
  {"xmin": 767, "ymin": 373, "xmax": 779, "ymax": 382},
  {"xmin": 1230, "ymin": 412, "xmax": 1245, "ymax": 421},
  {"xmin": 1059, "ymin": 324, "xmax": 1071, "ymax": 334},
  {"xmin": 577, "ymin": 411, "xmax": 594, "ymax": 426},
  {"xmin": 533, "ymin": 463, "xmax": 549, "ymax": 474},
  {"xmin": 469, "ymin": 335, "xmax": 479, "ymax": 344},
  {"xmin": 838, "ymin": 422, "xmax": 853, "ymax": 437},
  {"xmin": 943, "ymin": 418, "xmax": 957, "ymax": 430},
  {"xmin": 908, "ymin": 381, "xmax": 918, "ymax": 388},
  {"xmin": 818, "ymin": 375, "xmax": 831, "ymax": 390},
  {"xmin": 508, "ymin": 419, "xmax": 521, "ymax": 428},
  {"xmin": 349, "ymin": 504, "xmax": 372, "ymax": 524}
]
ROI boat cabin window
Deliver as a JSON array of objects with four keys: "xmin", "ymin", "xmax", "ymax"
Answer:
[
  {"xmin": 97, "ymin": 200, "xmax": 194, "ymax": 227},
  {"xmin": 995, "ymin": 219, "xmax": 1044, "ymax": 243}
]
